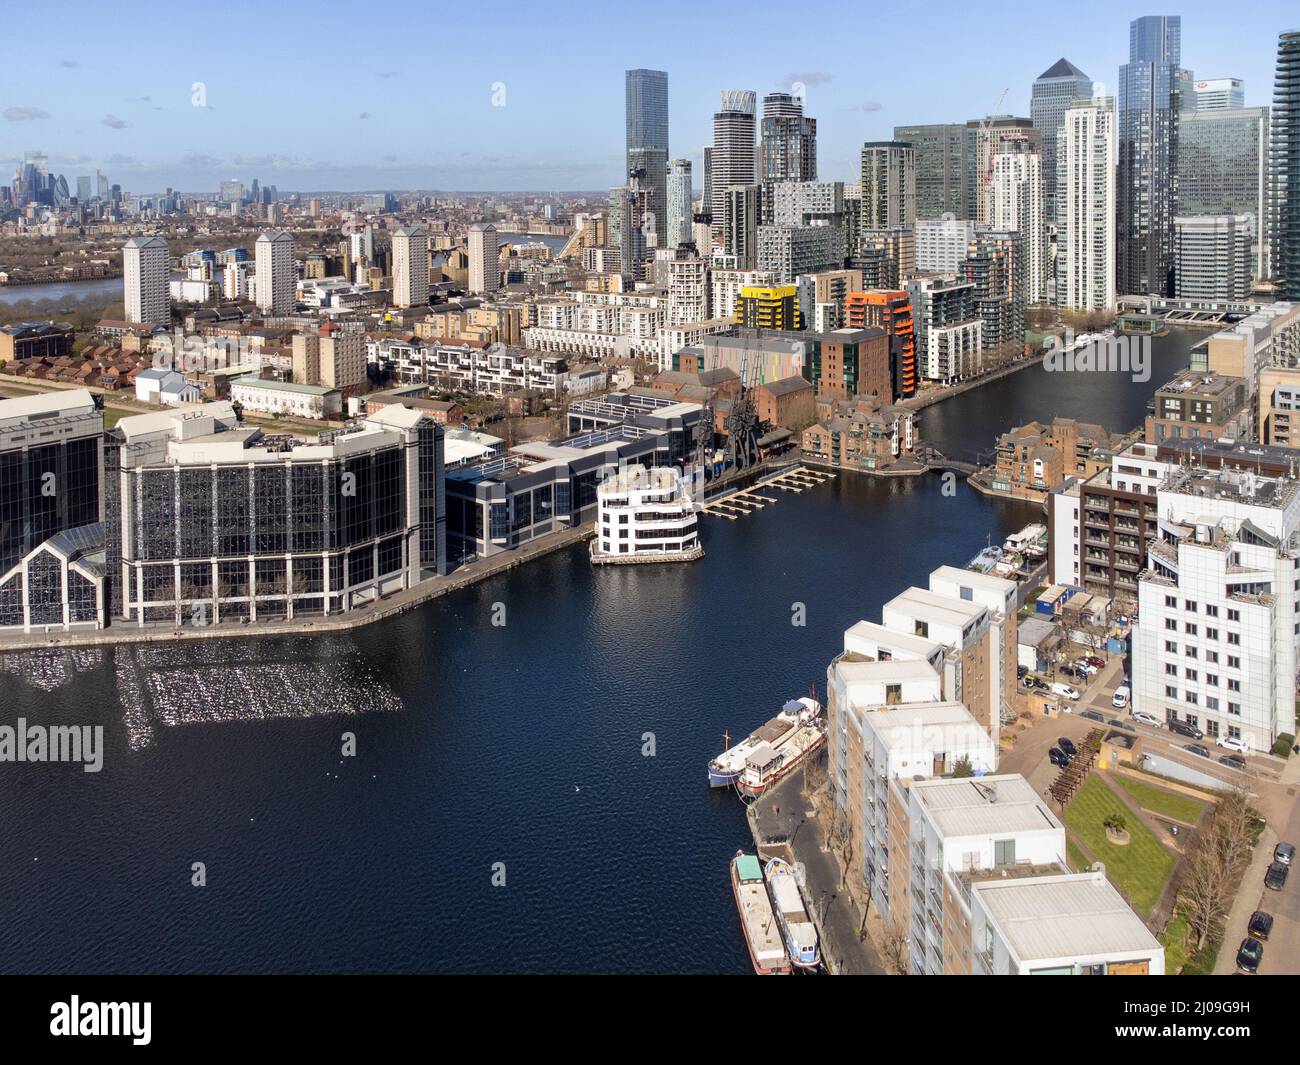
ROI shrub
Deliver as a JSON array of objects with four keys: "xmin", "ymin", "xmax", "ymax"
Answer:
[{"xmin": 1272, "ymin": 733, "xmax": 1295, "ymax": 759}]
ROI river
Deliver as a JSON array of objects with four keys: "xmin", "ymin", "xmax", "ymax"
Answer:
[{"xmin": 0, "ymin": 329, "xmax": 1199, "ymax": 974}]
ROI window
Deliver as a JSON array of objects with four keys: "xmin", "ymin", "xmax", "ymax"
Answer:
[
  {"xmin": 1206, "ymin": 628, "xmax": 1218, "ymax": 641},
  {"xmin": 1166, "ymin": 686, "xmax": 1178, "ymax": 698},
  {"xmin": 1206, "ymin": 604, "xmax": 1218, "ymax": 617},
  {"xmin": 1228, "ymin": 655, "xmax": 1240, "ymax": 669},
  {"xmin": 1227, "ymin": 609, "xmax": 1240, "ymax": 622},
  {"xmin": 1227, "ymin": 632, "xmax": 1240, "ymax": 645},
  {"xmin": 993, "ymin": 839, "xmax": 1016, "ymax": 867},
  {"xmin": 1185, "ymin": 623, "xmax": 1197, "ymax": 636},
  {"xmin": 1165, "ymin": 640, "xmax": 1177, "ymax": 653},
  {"xmin": 1184, "ymin": 600, "xmax": 1197, "ymax": 612}
]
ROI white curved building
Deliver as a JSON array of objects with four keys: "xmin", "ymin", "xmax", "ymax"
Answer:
[{"xmin": 592, "ymin": 464, "xmax": 701, "ymax": 564}]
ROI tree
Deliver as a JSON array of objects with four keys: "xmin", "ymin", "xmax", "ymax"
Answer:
[
  {"xmin": 952, "ymin": 755, "xmax": 974, "ymax": 779},
  {"xmin": 1181, "ymin": 783, "xmax": 1259, "ymax": 950},
  {"xmin": 1103, "ymin": 812, "xmax": 1127, "ymax": 833},
  {"xmin": 878, "ymin": 914, "xmax": 910, "ymax": 976}
]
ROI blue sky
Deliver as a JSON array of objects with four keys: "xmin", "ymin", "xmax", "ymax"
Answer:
[{"xmin": 2, "ymin": 0, "xmax": 1295, "ymax": 193}]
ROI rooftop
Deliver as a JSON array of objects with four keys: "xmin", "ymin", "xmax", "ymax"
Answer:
[{"xmin": 911, "ymin": 775, "xmax": 1064, "ymax": 840}]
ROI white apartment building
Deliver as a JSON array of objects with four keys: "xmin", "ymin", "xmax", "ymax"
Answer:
[
  {"xmin": 928, "ymin": 566, "xmax": 1019, "ymax": 729},
  {"xmin": 123, "ymin": 235, "xmax": 169, "ymax": 325},
  {"xmin": 592, "ymin": 464, "xmax": 700, "ymax": 562},
  {"xmin": 991, "ymin": 152, "xmax": 1047, "ymax": 304},
  {"xmin": 914, "ymin": 217, "xmax": 976, "ymax": 274},
  {"xmin": 370, "ymin": 338, "xmax": 568, "ymax": 397},
  {"xmin": 971, "ymin": 871, "xmax": 1165, "ymax": 975},
  {"xmin": 392, "ymin": 225, "xmax": 430, "ymax": 309},
  {"xmin": 254, "ymin": 231, "xmax": 295, "ymax": 315},
  {"xmin": 658, "ymin": 318, "xmax": 731, "ymax": 371},
  {"xmin": 467, "ymin": 223, "xmax": 499, "ymax": 295},
  {"xmin": 524, "ymin": 290, "xmax": 666, "ymax": 361},
  {"xmin": 223, "ymin": 260, "xmax": 255, "ymax": 301},
  {"xmin": 710, "ymin": 268, "xmax": 777, "ymax": 322},
  {"xmin": 1132, "ymin": 465, "xmax": 1300, "ymax": 750},
  {"xmin": 1057, "ymin": 96, "xmax": 1116, "ymax": 311},
  {"xmin": 229, "ymin": 377, "xmax": 343, "ymax": 419},
  {"xmin": 667, "ymin": 255, "xmax": 709, "ymax": 325}
]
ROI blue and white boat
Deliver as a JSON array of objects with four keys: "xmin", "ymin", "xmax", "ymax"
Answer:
[
  {"xmin": 708, "ymin": 698, "xmax": 819, "ymax": 788},
  {"xmin": 763, "ymin": 857, "xmax": 820, "ymax": 970}
]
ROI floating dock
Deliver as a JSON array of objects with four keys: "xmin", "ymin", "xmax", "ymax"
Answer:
[{"xmin": 700, "ymin": 466, "xmax": 835, "ymax": 520}]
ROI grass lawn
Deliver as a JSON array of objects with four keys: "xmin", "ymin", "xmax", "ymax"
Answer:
[
  {"xmin": 1066, "ymin": 837, "xmax": 1090, "ymax": 873},
  {"xmin": 1113, "ymin": 775, "xmax": 1205, "ymax": 824},
  {"xmin": 1159, "ymin": 908, "xmax": 1191, "ymax": 973},
  {"xmin": 1063, "ymin": 775, "xmax": 1176, "ymax": 918}
]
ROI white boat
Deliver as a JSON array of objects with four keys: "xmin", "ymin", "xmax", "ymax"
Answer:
[
  {"xmin": 731, "ymin": 852, "xmax": 790, "ymax": 975},
  {"xmin": 1003, "ymin": 523, "xmax": 1046, "ymax": 556},
  {"xmin": 763, "ymin": 857, "xmax": 820, "ymax": 970},
  {"xmin": 708, "ymin": 697, "xmax": 819, "ymax": 789}
]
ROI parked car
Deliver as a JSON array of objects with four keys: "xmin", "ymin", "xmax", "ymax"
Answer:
[
  {"xmin": 1016, "ymin": 665, "xmax": 1029, "ymax": 679},
  {"xmin": 1051, "ymin": 682, "xmax": 1080, "ymax": 701},
  {"xmin": 1058, "ymin": 738, "xmax": 1078, "ymax": 758},
  {"xmin": 1111, "ymin": 685, "xmax": 1131, "ymax": 709},
  {"xmin": 1236, "ymin": 937, "xmax": 1264, "ymax": 974},
  {"xmin": 1048, "ymin": 747, "xmax": 1070, "ymax": 768},
  {"xmin": 1059, "ymin": 665, "xmax": 1086, "ymax": 681},
  {"xmin": 1073, "ymin": 659, "xmax": 1100, "ymax": 676},
  {"xmin": 1080, "ymin": 710, "xmax": 1107, "ymax": 723},
  {"xmin": 1217, "ymin": 735, "xmax": 1249, "ymax": 754},
  {"xmin": 1082, "ymin": 655, "xmax": 1105, "ymax": 670},
  {"xmin": 1265, "ymin": 861, "xmax": 1289, "ymax": 891},
  {"xmin": 1248, "ymin": 911, "xmax": 1274, "ymax": 941},
  {"xmin": 1219, "ymin": 754, "xmax": 1247, "ymax": 770},
  {"xmin": 1168, "ymin": 718, "xmax": 1205, "ymax": 740},
  {"xmin": 1107, "ymin": 718, "xmax": 1135, "ymax": 732},
  {"xmin": 1275, "ymin": 843, "xmax": 1295, "ymax": 867},
  {"xmin": 1132, "ymin": 710, "xmax": 1163, "ymax": 728},
  {"xmin": 1183, "ymin": 743, "xmax": 1211, "ymax": 759}
]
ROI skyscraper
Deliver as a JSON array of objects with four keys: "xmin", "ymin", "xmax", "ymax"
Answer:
[
  {"xmin": 967, "ymin": 117, "xmax": 1040, "ymax": 225},
  {"xmin": 1056, "ymin": 96, "xmax": 1116, "ymax": 312},
  {"xmin": 1193, "ymin": 77, "xmax": 1245, "ymax": 110},
  {"xmin": 991, "ymin": 151, "xmax": 1047, "ymax": 304},
  {"xmin": 254, "ymin": 231, "xmax": 295, "ymax": 315},
  {"xmin": 760, "ymin": 91, "xmax": 817, "ymax": 223},
  {"xmin": 1118, "ymin": 15, "xmax": 1186, "ymax": 296},
  {"xmin": 625, "ymin": 70, "xmax": 669, "ymax": 257},
  {"xmin": 467, "ymin": 223, "xmax": 499, "ymax": 295},
  {"xmin": 860, "ymin": 142, "xmax": 916, "ymax": 232},
  {"xmin": 892, "ymin": 123, "xmax": 968, "ymax": 220},
  {"xmin": 123, "ymin": 235, "xmax": 169, "ymax": 325},
  {"xmin": 666, "ymin": 159, "xmax": 693, "ymax": 249},
  {"xmin": 1271, "ymin": 30, "xmax": 1300, "ymax": 300},
  {"xmin": 711, "ymin": 91, "xmax": 757, "ymax": 236},
  {"xmin": 1031, "ymin": 58, "xmax": 1093, "ymax": 221},
  {"xmin": 392, "ymin": 226, "xmax": 430, "ymax": 309}
]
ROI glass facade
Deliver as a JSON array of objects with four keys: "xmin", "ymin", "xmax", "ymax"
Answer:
[
  {"xmin": 0, "ymin": 433, "xmax": 100, "ymax": 576},
  {"xmin": 1030, "ymin": 59, "xmax": 1093, "ymax": 221},
  {"xmin": 1272, "ymin": 31, "xmax": 1300, "ymax": 300}
]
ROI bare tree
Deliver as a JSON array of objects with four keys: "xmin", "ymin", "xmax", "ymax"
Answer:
[
  {"xmin": 1181, "ymin": 783, "xmax": 1260, "ymax": 950},
  {"xmin": 878, "ymin": 914, "xmax": 910, "ymax": 976}
]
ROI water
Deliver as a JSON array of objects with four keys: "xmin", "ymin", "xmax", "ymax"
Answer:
[
  {"xmin": 0, "ymin": 330, "xmax": 1196, "ymax": 974},
  {"xmin": 0, "ymin": 277, "xmax": 121, "ymax": 308}
]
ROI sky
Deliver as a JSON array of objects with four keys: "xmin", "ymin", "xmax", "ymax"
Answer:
[{"xmin": 2, "ymin": 0, "xmax": 1296, "ymax": 194}]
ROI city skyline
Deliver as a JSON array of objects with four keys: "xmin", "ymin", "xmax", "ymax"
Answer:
[{"xmin": 2, "ymin": 0, "xmax": 1295, "ymax": 193}]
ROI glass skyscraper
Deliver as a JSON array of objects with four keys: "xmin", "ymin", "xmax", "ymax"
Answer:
[
  {"xmin": 1272, "ymin": 30, "xmax": 1300, "ymax": 300},
  {"xmin": 625, "ymin": 69, "xmax": 669, "ymax": 259},
  {"xmin": 1118, "ymin": 15, "xmax": 1189, "ymax": 296},
  {"xmin": 1031, "ymin": 58, "xmax": 1092, "ymax": 222}
]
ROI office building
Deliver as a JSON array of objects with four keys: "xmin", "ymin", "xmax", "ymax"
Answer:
[
  {"xmin": 711, "ymin": 91, "xmax": 757, "ymax": 236},
  {"xmin": 1132, "ymin": 464, "xmax": 1300, "ymax": 750},
  {"xmin": 1056, "ymin": 96, "xmax": 1117, "ymax": 311},
  {"xmin": 1193, "ymin": 77, "xmax": 1245, "ymax": 110},
  {"xmin": 1031, "ymin": 59, "xmax": 1093, "ymax": 222},
  {"xmin": 1176, "ymin": 107, "xmax": 1270, "ymax": 279},
  {"xmin": 915, "ymin": 217, "xmax": 976, "ymax": 274},
  {"xmin": 254, "ymin": 231, "xmax": 295, "ymax": 315},
  {"xmin": 592, "ymin": 465, "xmax": 700, "ymax": 562},
  {"xmin": 1117, "ymin": 15, "xmax": 1187, "ymax": 296},
  {"xmin": 722, "ymin": 184, "xmax": 760, "ymax": 270},
  {"xmin": 467, "ymin": 223, "xmax": 499, "ymax": 295},
  {"xmin": 1174, "ymin": 215, "xmax": 1252, "ymax": 301},
  {"xmin": 860, "ymin": 142, "xmax": 916, "ymax": 231},
  {"xmin": 1272, "ymin": 30, "xmax": 1300, "ymax": 301},
  {"xmin": 392, "ymin": 225, "xmax": 429, "ymax": 309},
  {"xmin": 893, "ymin": 123, "xmax": 967, "ymax": 220},
  {"xmin": 123, "ymin": 235, "xmax": 169, "ymax": 325}
]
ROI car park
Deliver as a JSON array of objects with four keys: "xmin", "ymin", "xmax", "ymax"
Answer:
[
  {"xmin": 1111, "ymin": 685, "xmax": 1130, "ymax": 709},
  {"xmin": 1265, "ymin": 861, "xmax": 1289, "ymax": 891},
  {"xmin": 1050, "ymin": 683, "xmax": 1080, "ymax": 701},
  {"xmin": 1275, "ymin": 843, "xmax": 1295, "ymax": 867},
  {"xmin": 1058, "ymin": 738, "xmax": 1078, "ymax": 759},
  {"xmin": 1217, "ymin": 735, "xmax": 1248, "ymax": 754},
  {"xmin": 1073, "ymin": 660, "xmax": 1099, "ymax": 676},
  {"xmin": 1168, "ymin": 719, "xmax": 1204, "ymax": 740},
  {"xmin": 1082, "ymin": 655, "xmax": 1104, "ymax": 670},
  {"xmin": 1218, "ymin": 754, "xmax": 1247, "ymax": 770},
  {"xmin": 1132, "ymin": 711, "xmax": 1162, "ymax": 728},
  {"xmin": 1048, "ymin": 747, "xmax": 1070, "ymax": 768},
  {"xmin": 1236, "ymin": 937, "xmax": 1263, "ymax": 974},
  {"xmin": 1059, "ymin": 665, "xmax": 1085, "ymax": 681},
  {"xmin": 1182, "ymin": 744, "xmax": 1211, "ymax": 759},
  {"xmin": 1248, "ymin": 911, "xmax": 1274, "ymax": 941}
]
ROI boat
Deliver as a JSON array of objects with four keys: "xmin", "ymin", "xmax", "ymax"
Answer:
[
  {"xmin": 730, "ymin": 852, "xmax": 791, "ymax": 975},
  {"xmin": 734, "ymin": 706, "xmax": 825, "ymax": 800},
  {"xmin": 968, "ymin": 541, "xmax": 1001, "ymax": 574},
  {"xmin": 1003, "ymin": 523, "xmax": 1046, "ymax": 556},
  {"xmin": 708, "ymin": 697, "xmax": 819, "ymax": 788},
  {"xmin": 763, "ymin": 857, "xmax": 820, "ymax": 970}
]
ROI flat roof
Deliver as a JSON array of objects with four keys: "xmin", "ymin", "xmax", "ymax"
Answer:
[
  {"xmin": 0, "ymin": 388, "xmax": 98, "ymax": 423},
  {"xmin": 884, "ymin": 586, "xmax": 987, "ymax": 628},
  {"xmin": 973, "ymin": 871, "xmax": 1161, "ymax": 963},
  {"xmin": 232, "ymin": 376, "xmax": 338, "ymax": 396},
  {"xmin": 911, "ymin": 775, "xmax": 1063, "ymax": 839}
]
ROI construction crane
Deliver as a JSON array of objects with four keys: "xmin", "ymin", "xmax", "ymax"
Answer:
[
  {"xmin": 724, "ymin": 345, "xmax": 767, "ymax": 471},
  {"xmin": 979, "ymin": 88, "xmax": 1011, "ymax": 217}
]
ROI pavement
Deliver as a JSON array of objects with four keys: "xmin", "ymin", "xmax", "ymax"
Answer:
[{"xmin": 747, "ymin": 770, "xmax": 883, "ymax": 975}]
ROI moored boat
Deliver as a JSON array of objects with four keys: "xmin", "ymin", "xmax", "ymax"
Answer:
[
  {"xmin": 708, "ymin": 697, "xmax": 818, "ymax": 788},
  {"xmin": 730, "ymin": 852, "xmax": 791, "ymax": 975},
  {"xmin": 734, "ymin": 706, "xmax": 825, "ymax": 800},
  {"xmin": 763, "ymin": 857, "xmax": 820, "ymax": 970}
]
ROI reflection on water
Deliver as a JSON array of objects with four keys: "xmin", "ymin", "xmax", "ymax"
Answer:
[{"xmin": 0, "ymin": 648, "xmax": 106, "ymax": 692}]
